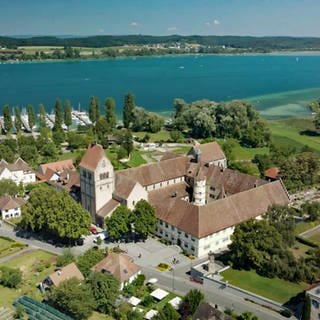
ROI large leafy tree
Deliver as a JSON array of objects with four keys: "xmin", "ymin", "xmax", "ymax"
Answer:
[
  {"xmin": 19, "ymin": 145, "xmax": 38, "ymax": 165},
  {"xmin": 20, "ymin": 186, "xmax": 91, "ymax": 241},
  {"xmin": 0, "ymin": 145, "xmax": 15, "ymax": 162},
  {"xmin": 154, "ymin": 303, "xmax": 180, "ymax": 320},
  {"xmin": 0, "ymin": 180, "xmax": 20, "ymax": 196},
  {"xmin": 105, "ymin": 97, "xmax": 116, "ymax": 130},
  {"xmin": 39, "ymin": 103, "xmax": 47, "ymax": 129},
  {"xmin": 123, "ymin": 93, "xmax": 135, "ymax": 129},
  {"xmin": 63, "ymin": 100, "xmax": 72, "ymax": 129},
  {"xmin": 121, "ymin": 130, "xmax": 133, "ymax": 156},
  {"xmin": 27, "ymin": 104, "xmax": 36, "ymax": 130},
  {"xmin": 76, "ymin": 248, "xmax": 105, "ymax": 277},
  {"xmin": 49, "ymin": 278, "xmax": 96, "ymax": 320},
  {"xmin": 132, "ymin": 200, "xmax": 157, "ymax": 238},
  {"xmin": 87, "ymin": 272, "xmax": 120, "ymax": 314},
  {"xmin": 2, "ymin": 104, "xmax": 12, "ymax": 132},
  {"xmin": 105, "ymin": 205, "xmax": 131, "ymax": 240},
  {"xmin": 14, "ymin": 107, "xmax": 22, "ymax": 132}
]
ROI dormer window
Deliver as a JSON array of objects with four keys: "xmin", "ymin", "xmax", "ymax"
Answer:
[{"xmin": 100, "ymin": 172, "xmax": 109, "ymax": 180}]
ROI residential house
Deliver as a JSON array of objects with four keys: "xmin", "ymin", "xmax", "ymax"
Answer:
[
  {"xmin": 193, "ymin": 301, "xmax": 233, "ymax": 320},
  {"xmin": 0, "ymin": 195, "xmax": 26, "ymax": 220},
  {"xmin": 0, "ymin": 158, "xmax": 35, "ymax": 185},
  {"xmin": 37, "ymin": 159, "xmax": 80, "ymax": 200},
  {"xmin": 42, "ymin": 262, "xmax": 84, "ymax": 289},
  {"xmin": 91, "ymin": 252, "xmax": 141, "ymax": 290},
  {"xmin": 79, "ymin": 142, "xmax": 289, "ymax": 258}
]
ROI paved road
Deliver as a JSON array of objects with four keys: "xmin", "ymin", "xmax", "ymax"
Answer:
[
  {"xmin": 0, "ymin": 227, "xmax": 296, "ymax": 319},
  {"xmin": 142, "ymin": 266, "xmax": 291, "ymax": 320}
]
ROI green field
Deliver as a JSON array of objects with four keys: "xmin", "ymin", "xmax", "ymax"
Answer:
[
  {"xmin": 0, "ymin": 236, "xmax": 27, "ymax": 258},
  {"xmin": 127, "ymin": 150, "xmax": 147, "ymax": 167},
  {"xmin": 0, "ymin": 249, "xmax": 57, "ymax": 309},
  {"xmin": 133, "ymin": 130, "xmax": 171, "ymax": 142},
  {"xmin": 308, "ymin": 233, "xmax": 320, "ymax": 246},
  {"xmin": 221, "ymin": 268, "xmax": 307, "ymax": 303},
  {"xmin": 268, "ymin": 118, "xmax": 320, "ymax": 154},
  {"xmin": 294, "ymin": 220, "xmax": 320, "ymax": 235}
]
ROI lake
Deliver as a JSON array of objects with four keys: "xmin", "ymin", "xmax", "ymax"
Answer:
[{"xmin": 1, "ymin": 55, "xmax": 320, "ymax": 119}]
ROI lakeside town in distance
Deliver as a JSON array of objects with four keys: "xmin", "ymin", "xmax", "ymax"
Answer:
[{"xmin": 1, "ymin": 1, "xmax": 320, "ymax": 320}]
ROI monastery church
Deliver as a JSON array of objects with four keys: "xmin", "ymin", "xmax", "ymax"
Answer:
[{"xmin": 79, "ymin": 142, "xmax": 289, "ymax": 258}]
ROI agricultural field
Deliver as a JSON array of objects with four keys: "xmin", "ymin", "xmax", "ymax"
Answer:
[{"xmin": 0, "ymin": 249, "xmax": 57, "ymax": 309}]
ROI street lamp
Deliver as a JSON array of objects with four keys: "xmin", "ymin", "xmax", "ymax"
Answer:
[{"xmin": 172, "ymin": 267, "xmax": 175, "ymax": 292}]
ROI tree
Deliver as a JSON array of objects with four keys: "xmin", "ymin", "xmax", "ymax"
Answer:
[
  {"xmin": 95, "ymin": 116, "xmax": 109, "ymax": 141},
  {"xmin": 49, "ymin": 278, "xmax": 95, "ymax": 320},
  {"xmin": 14, "ymin": 107, "xmax": 22, "ymax": 132},
  {"xmin": 19, "ymin": 145, "xmax": 38, "ymax": 165},
  {"xmin": 105, "ymin": 205, "xmax": 131, "ymax": 240},
  {"xmin": 56, "ymin": 249, "xmax": 75, "ymax": 267},
  {"xmin": 123, "ymin": 93, "xmax": 135, "ymax": 129},
  {"xmin": 87, "ymin": 272, "xmax": 120, "ymax": 314},
  {"xmin": 170, "ymin": 130, "xmax": 184, "ymax": 142},
  {"xmin": 76, "ymin": 248, "xmax": 105, "ymax": 277},
  {"xmin": 121, "ymin": 130, "xmax": 133, "ymax": 156},
  {"xmin": 89, "ymin": 96, "xmax": 100, "ymax": 124},
  {"xmin": 132, "ymin": 200, "xmax": 157, "ymax": 238},
  {"xmin": 27, "ymin": 104, "xmax": 36, "ymax": 130},
  {"xmin": 179, "ymin": 289, "xmax": 204, "ymax": 319},
  {"xmin": 301, "ymin": 294, "xmax": 311, "ymax": 320},
  {"xmin": 0, "ymin": 266, "xmax": 22, "ymax": 288},
  {"xmin": 191, "ymin": 111, "xmax": 216, "ymax": 138},
  {"xmin": 117, "ymin": 146, "xmax": 127, "ymax": 160},
  {"xmin": 105, "ymin": 97, "xmax": 116, "ymax": 130},
  {"xmin": 146, "ymin": 113, "xmax": 164, "ymax": 133},
  {"xmin": 20, "ymin": 186, "xmax": 91, "ymax": 241},
  {"xmin": 0, "ymin": 145, "xmax": 15, "ymax": 162},
  {"xmin": 39, "ymin": 103, "xmax": 47, "ymax": 129},
  {"xmin": 0, "ymin": 180, "xmax": 20, "ymax": 196},
  {"xmin": 53, "ymin": 99, "xmax": 63, "ymax": 132},
  {"xmin": 301, "ymin": 201, "xmax": 320, "ymax": 221},
  {"xmin": 2, "ymin": 104, "xmax": 12, "ymax": 132},
  {"xmin": 154, "ymin": 303, "xmax": 180, "ymax": 320},
  {"xmin": 64, "ymin": 100, "xmax": 72, "ymax": 129},
  {"xmin": 253, "ymin": 154, "xmax": 273, "ymax": 176}
]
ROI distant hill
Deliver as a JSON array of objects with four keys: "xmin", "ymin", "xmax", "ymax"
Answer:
[{"xmin": 1, "ymin": 34, "xmax": 320, "ymax": 50}]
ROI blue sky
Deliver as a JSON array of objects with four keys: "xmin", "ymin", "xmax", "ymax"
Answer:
[{"xmin": 1, "ymin": 0, "xmax": 319, "ymax": 37}]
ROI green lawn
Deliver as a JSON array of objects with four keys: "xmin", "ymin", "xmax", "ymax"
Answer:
[
  {"xmin": 0, "ymin": 249, "xmax": 57, "ymax": 309},
  {"xmin": 309, "ymin": 233, "xmax": 320, "ymax": 246},
  {"xmin": 268, "ymin": 118, "xmax": 320, "ymax": 154},
  {"xmin": 57, "ymin": 149, "xmax": 84, "ymax": 161},
  {"xmin": 133, "ymin": 130, "xmax": 171, "ymax": 142},
  {"xmin": 221, "ymin": 268, "xmax": 307, "ymax": 303},
  {"xmin": 294, "ymin": 220, "xmax": 320, "ymax": 235},
  {"xmin": 127, "ymin": 150, "xmax": 147, "ymax": 167},
  {"xmin": 0, "ymin": 236, "xmax": 27, "ymax": 258}
]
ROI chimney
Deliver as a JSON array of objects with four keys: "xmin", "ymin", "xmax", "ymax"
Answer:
[{"xmin": 195, "ymin": 149, "xmax": 201, "ymax": 163}]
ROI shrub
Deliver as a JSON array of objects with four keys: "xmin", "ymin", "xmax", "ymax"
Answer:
[
  {"xmin": 141, "ymin": 295, "xmax": 154, "ymax": 307},
  {"xmin": 56, "ymin": 249, "xmax": 75, "ymax": 267},
  {"xmin": 0, "ymin": 266, "xmax": 22, "ymax": 288}
]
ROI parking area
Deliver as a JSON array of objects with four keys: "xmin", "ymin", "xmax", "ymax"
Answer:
[{"xmin": 116, "ymin": 237, "xmax": 192, "ymax": 269}]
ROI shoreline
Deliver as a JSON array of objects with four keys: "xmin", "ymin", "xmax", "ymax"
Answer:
[{"xmin": 2, "ymin": 50, "xmax": 320, "ymax": 65}]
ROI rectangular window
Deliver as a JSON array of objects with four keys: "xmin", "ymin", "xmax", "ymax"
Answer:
[
  {"xmin": 178, "ymin": 231, "xmax": 181, "ymax": 235},
  {"xmin": 165, "ymin": 223, "xmax": 168, "ymax": 228},
  {"xmin": 171, "ymin": 226, "xmax": 174, "ymax": 230},
  {"xmin": 184, "ymin": 233, "xmax": 188, "ymax": 238},
  {"xmin": 159, "ymin": 221, "xmax": 163, "ymax": 225}
]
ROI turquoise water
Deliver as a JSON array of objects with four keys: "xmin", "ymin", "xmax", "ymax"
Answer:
[{"xmin": 0, "ymin": 55, "xmax": 320, "ymax": 119}]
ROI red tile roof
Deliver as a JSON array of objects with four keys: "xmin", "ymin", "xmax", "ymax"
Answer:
[
  {"xmin": 0, "ymin": 195, "xmax": 26, "ymax": 210},
  {"xmin": 150, "ymin": 180, "xmax": 289, "ymax": 238},
  {"xmin": 264, "ymin": 167, "xmax": 280, "ymax": 180},
  {"xmin": 91, "ymin": 253, "xmax": 141, "ymax": 283},
  {"xmin": 38, "ymin": 159, "xmax": 74, "ymax": 176},
  {"xmin": 79, "ymin": 144, "xmax": 105, "ymax": 171},
  {"xmin": 48, "ymin": 262, "xmax": 84, "ymax": 286}
]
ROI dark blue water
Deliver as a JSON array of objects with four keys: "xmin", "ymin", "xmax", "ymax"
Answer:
[{"xmin": 1, "ymin": 55, "xmax": 320, "ymax": 118}]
